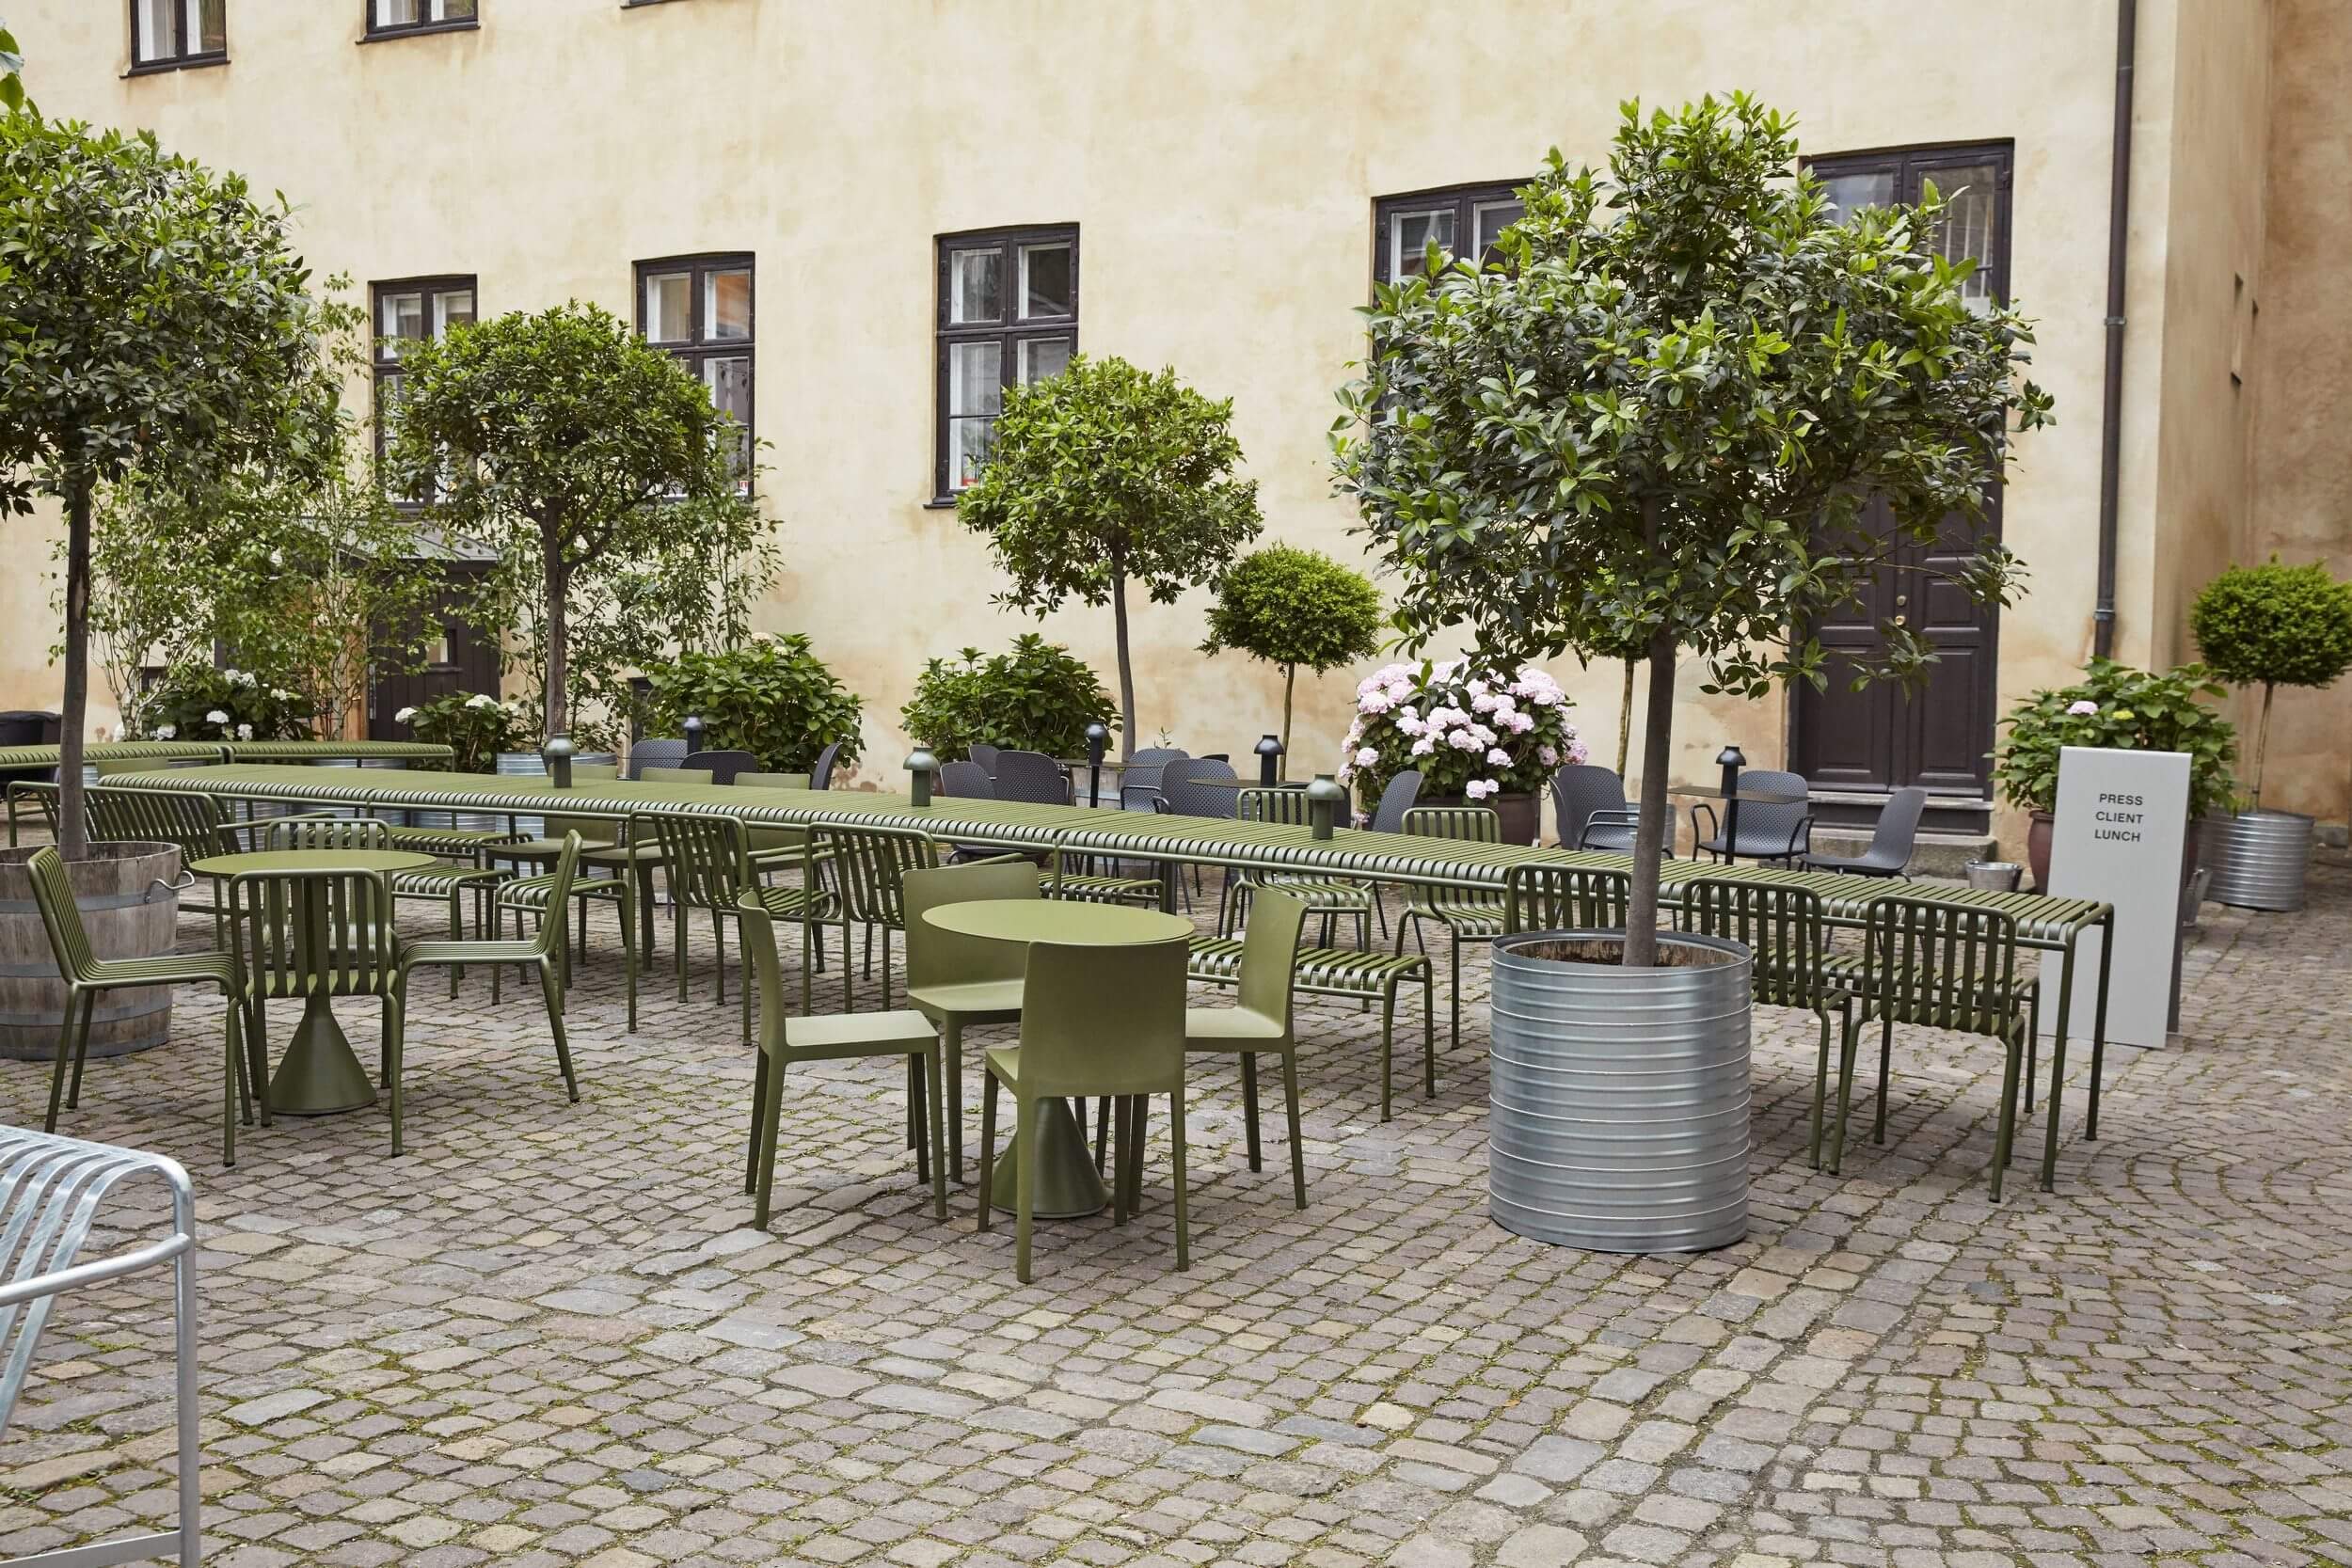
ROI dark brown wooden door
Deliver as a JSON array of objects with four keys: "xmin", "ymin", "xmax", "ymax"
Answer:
[
  {"xmin": 369, "ymin": 562, "xmax": 501, "ymax": 738},
  {"xmin": 1791, "ymin": 142, "xmax": 2012, "ymax": 797}
]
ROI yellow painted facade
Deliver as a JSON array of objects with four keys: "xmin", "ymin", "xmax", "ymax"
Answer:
[{"xmin": 2, "ymin": 0, "xmax": 2342, "ymax": 842}]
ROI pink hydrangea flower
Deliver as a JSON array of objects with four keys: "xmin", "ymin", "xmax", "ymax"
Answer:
[
  {"xmin": 1486, "ymin": 747, "xmax": 1512, "ymax": 766},
  {"xmin": 1504, "ymin": 711, "xmax": 1534, "ymax": 734},
  {"xmin": 1395, "ymin": 716, "xmax": 1424, "ymax": 736},
  {"xmin": 1359, "ymin": 689, "xmax": 1392, "ymax": 714},
  {"xmin": 1410, "ymin": 736, "xmax": 1437, "ymax": 757},
  {"xmin": 1537, "ymin": 745, "xmax": 1560, "ymax": 768},
  {"xmin": 1354, "ymin": 747, "xmax": 1379, "ymax": 768},
  {"xmin": 2066, "ymin": 699, "xmax": 2099, "ymax": 716},
  {"xmin": 1447, "ymin": 730, "xmax": 1481, "ymax": 752},
  {"xmin": 1464, "ymin": 779, "xmax": 1499, "ymax": 801},
  {"xmin": 1567, "ymin": 740, "xmax": 1591, "ymax": 765},
  {"xmin": 1470, "ymin": 692, "xmax": 1500, "ymax": 714}
]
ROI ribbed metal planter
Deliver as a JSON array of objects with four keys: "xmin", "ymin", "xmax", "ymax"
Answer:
[
  {"xmin": 2201, "ymin": 809, "xmax": 2314, "ymax": 911},
  {"xmin": 1489, "ymin": 928, "xmax": 1753, "ymax": 1254}
]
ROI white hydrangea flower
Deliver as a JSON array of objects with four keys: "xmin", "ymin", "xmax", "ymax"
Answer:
[
  {"xmin": 153, "ymin": 724, "xmax": 176, "ymax": 740},
  {"xmin": 205, "ymin": 709, "xmax": 229, "ymax": 724},
  {"xmin": 1354, "ymin": 747, "xmax": 1379, "ymax": 768},
  {"xmin": 1409, "ymin": 736, "xmax": 1437, "ymax": 757},
  {"xmin": 1464, "ymin": 779, "xmax": 1499, "ymax": 801},
  {"xmin": 467, "ymin": 693, "xmax": 499, "ymax": 709},
  {"xmin": 1538, "ymin": 744, "xmax": 1559, "ymax": 768},
  {"xmin": 394, "ymin": 706, "xmax": 417, "ymax": 723},
  {"xmin": 236, "ymin": 723, "xmax": 253, "ymax": 741},
  {"xmin": 1567, "ymin": 740, "xmax": 1592, "ymax": 766},
  {"xmin": 1486, "ymin": 747, "xmax": 1511, "ymax": 766}
]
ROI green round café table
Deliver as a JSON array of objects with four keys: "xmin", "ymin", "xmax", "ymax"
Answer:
[
  {"xmin": 188, "ymin": 848, "xmax": 438, "ymax": 1117},
  {"xmin": 921, "ymin": 899, "xmax": 1193, "ymax": 1217}
]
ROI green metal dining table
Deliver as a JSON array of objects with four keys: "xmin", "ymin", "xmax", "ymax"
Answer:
[{"xmin": 103, "ymin": 764, "xmax": 2117, "ymax": 1191}]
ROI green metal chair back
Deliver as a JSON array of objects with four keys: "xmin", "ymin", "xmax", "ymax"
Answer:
[
  {"xmin": 1858, "ymin": 893, "xmax": 2023, "ymax": 1034},
  {"xmin": 1016, "ymin": 938, "xmax": 1188, "ymax": 1099},
  {"xmin": 902, "ymin": 860, "xmax": 1039, "ymax": 994},
  {"xmin": 1407, "ymin": 806, "xmax": 1506, "ymax": 913},
  {"xmin": 1502, "ymin": 863, "xmax": 1632, "ymax": 933},
  {"xmin": 261, "ymin": 817, "xmax": 391, "ymax": 853},
  {"xmin": 527, "ymin": 834, "xmax": 584, "ymax": 959},
  {"xmin": 544, "ymin": 763, "xmax": 621, "ymax": 847},
  {"xmin": 737, "ymin": 771, "xmax": 815, "ymax": 854},
  {"xmin": 1236, "ymin": 787, "xmax": 1310, "ymax": 827},
  {"xmin": 641, "ymin": 766, "xmax": 716, "ymax": 786},
  {"xmin": 644, "ymin": 813, "xmax": 747, "ymax": 911},
  {"xmin": 1679, "ymin": 874, "xmax": 1828, "ymax": 1008},
  {"xmin": 227, "ymin": 868, "xmax": 399, "ymax": 1000},
  {"xmin": 87, "ymin": 790, "xmax": 225, "ymax": 861},
  {"xmin": 738, "ymin": 771, "xmax": 813, "ymax": 790},
  {"xmin": 24, "ymin": 847, "xmax": 98, "ymax": 980},
  {"xmin": 824, "ymin": 824, "xmax": 940, "ymax": 929},
  {"xmin": 1235, "ymin": 889, "xmax": 1307, "ymax": 1026},
  {"xmin": 7, "ymin": 781, "xmax": 60, "ymax": 840}
]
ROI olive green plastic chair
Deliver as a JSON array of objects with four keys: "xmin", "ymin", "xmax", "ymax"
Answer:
[
  {"xmin": 644, "ymin": 811, "xmax": 832, "ymax": 1040},
  {"xmin": 392, "ymin": 834, "xmax": 583, "ymax": 1155},
  {"xmin": 260, "ymin": 816, "xmax": 503, "ymax": 997},
  {"xmin": 1224, "ymin": 787, "xmax": 1374, "ymax": 947},
  {"xmin": 224, "ymin": 863, "xmax": 402, "ymax": 1141},
  {"xmin": 737, "ymin": 891, "xmax": 946, "ymax": 1228},
  {"xmin": 978, "ymin": 936, "xmax": 1191, "ymax": 1282},
  {"xmin": 1395, "ymin": 806, "xmax": 1508, "ymax": 1049},
  {"xmin": 1836, "ymin": 893, "xmax": 2038, "ymax": 1199},
  {"xmin": 24, "ymin": 846, "xmax": 262, "ymax": 1165},
  {"xmin": 1677, "ymin": 875, "xmax": 1853, "ymax": 1170},
  {"xmin": 902, "ymin": 859, "xmax": 1039, "ymax": 1183},
  {"xmin": 1183, "ymin": 890, "xmax": 1309, "ymax": 1208}
]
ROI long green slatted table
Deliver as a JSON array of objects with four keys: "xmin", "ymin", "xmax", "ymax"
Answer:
[
  {"xmin": 100, "ymin": 764, "xmax": 2115, "ymax": 1192},
  {"xmin": 0, "ymin": 740, "xmax": 452, "ymax": 771}
]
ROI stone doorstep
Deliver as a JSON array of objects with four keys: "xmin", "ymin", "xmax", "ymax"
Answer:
[{"xmin": 1805, "ymin": 826, "xmax": 1999, "ymax": 879}]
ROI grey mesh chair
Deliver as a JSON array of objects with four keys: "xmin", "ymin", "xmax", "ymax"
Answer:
[
  {"xmin": 1120, "ymin": 748, "xmax": 1188, "ymax": 811},
  {"xmin": 1160, "ymin": 757, "xmax": 1238, "ymax": 909},
  {"xmin": 682, "ymin": 749, "xmax": 759, "ymax": 784},
  {"xmin": 809, "ymin": 741, "xmax": 846, "ymax": 793},
  {"xmin": 1804, "ymin": 786, "xmax": 1927, "ymax": 879},
  {"xmin": 1550, "ymin": 765, "xmax": 1677, "ymax": 855},
  {"xmin": 1364, "ymin": 769, "xmax": 1423, "ymax": 833},
  {"xmin": 628, "ymin": 737, "xmax": 689, "ymax": 781},
  {"xmin": 967, "ymin": 743, "xmax": 1000, "ymax": 777},
  {"xmin": 1693, "ymin": 769, "xmax": 1813, "ymax": 865},
  {"xmin": 934, "ymin": 760, "xmax": 998, "ymax": 863},
  {"xmin": 992, "ymin": 750, "xmax": 1072, "ymax": 805}
]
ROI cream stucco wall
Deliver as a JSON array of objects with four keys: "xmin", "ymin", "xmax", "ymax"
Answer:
[{"xmin": 5, "ymin": 0, "xmax": 2296, "ymax": 847}]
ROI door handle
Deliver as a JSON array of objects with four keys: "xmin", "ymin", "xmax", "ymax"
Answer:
[
  {"xmin": 1895, "ymin": 594, "xmax": 1909, "ymax": 607},
  {"xmin": 1893, "ymin": 614, "xmax": 1908, "ymax": 628}
]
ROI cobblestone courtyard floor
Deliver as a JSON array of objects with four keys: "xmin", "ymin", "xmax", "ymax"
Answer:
[{"xmin": 3, "ymin": 858, "xmax": 2346, "ymax": 1568}]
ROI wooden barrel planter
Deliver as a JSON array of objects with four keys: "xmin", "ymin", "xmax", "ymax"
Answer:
[{"xmin": 0, "ymin": 842, "xmax": 183, "ymax": 1063}]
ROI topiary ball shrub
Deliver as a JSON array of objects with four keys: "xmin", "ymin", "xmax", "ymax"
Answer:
[
  {"xmin": 641, "ymin": 634, "xmax": 865, "ymax": 772},
  {"xmin": 2191, "ymin": 558, "xmax": 2352, "ymax": 805},
  {"xmin": 1200, "ymin": 545, "xmax": 1383, "ymax": 768},
  {"xmin": 900, "ymin": 634, "xmax": 1118, "ymax": 761}
]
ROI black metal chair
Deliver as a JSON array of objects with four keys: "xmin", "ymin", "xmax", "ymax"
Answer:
[
  {"xmin": 682, "ymin": 749, "xmax": 759, "ymax": 785},
  {"xmin": 628, "ymin": 738, "xmax": 688, "ymax": 781},
  {"xmin": 1804, "ymin": 786, "xmax": 1927, "ymax": 879},
  {"xmin": 1692, "ymin": 768, "xmax": 1813, "ymax": 865}
]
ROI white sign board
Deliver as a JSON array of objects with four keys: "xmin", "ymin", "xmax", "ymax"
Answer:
[{"xmin": 2036, "ymin": 746, "xmax": 2190, "ymax": 1049}]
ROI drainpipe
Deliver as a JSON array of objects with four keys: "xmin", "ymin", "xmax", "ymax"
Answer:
[{"xmin": 2092, "ymin": 0, "xmax": 2137, "ymax": 658}]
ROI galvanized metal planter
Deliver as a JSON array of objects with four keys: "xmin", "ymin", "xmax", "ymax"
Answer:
[
  {"xmin": 1489, "ymin": 928, "xmax": 1752, "ymax": 1254},
  {"xmin": 2201, "ymin": 809, "xmax": 2314, "ymax": 911}
]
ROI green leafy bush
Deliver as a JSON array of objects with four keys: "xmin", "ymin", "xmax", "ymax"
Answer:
[
  {"xmin": 2190, "ymin": 557, "xmax": 2352, "ymax": 804},
  {"xmin": 900, "ymin": 635, "xmax": 1117, "ymax": 761},
  {"xmin": 1201, "ymin": 546, "xmax": 1384, "ymax": 767},
  {"xmin": 640, "ymin": 634, "xmax": 865, "ymax": 773},
  {"xmin": 144, "ymin": 662, "xmax": 316, "ymax": 744},
  {"xmin": 1992, "ymin": 658, "xmax": 2238, "ymax": 819},
  {"xmin": 398, "ymin": 691, "xmax": 533, "ymax": 774}
]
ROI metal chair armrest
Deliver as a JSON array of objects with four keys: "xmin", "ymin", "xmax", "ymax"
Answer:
[{"xmin": 1692, "ymin": 803, "xmax": 1719, "ymax": 845}]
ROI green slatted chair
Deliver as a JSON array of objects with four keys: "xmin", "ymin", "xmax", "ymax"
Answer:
[
  {"xmin": 644, "ymin": 811, "xmax": 833, "ymax": 1042},
  {"xmin": 394, "ymin": 834, "xmax": 583, "ymax": 1155},
  {"xmin": 260, "ymin": 816, "xmax": 502, "ymax": 997},
  {"xmin": 1182, "ymin": 890, "xmax": 1310, "ymax": 1207},
  {"xmin": 1222, "ymin": 787, "xmax": 1374, "ymax": 948},
  {"xmin": 86, "ymin": 788, "xmax": 279, "ymax": 933},
  {"xmin": 821, "ymin": 823, "xmax": 940, "ymax": 1012},
  {"xmin": 225, "ymin": 863, "xmax": 403, "ymax": 1144},
  {"xmin": 903, "ymin": 860, "xmax": 1039, "ymax": 1184},
  {"xmin": 979, "ymin": 936, "xmax": 1191, "ymax": 1282},
  {"xmin": 1835, "ymin": 894, "xmax": 2038, "ymax": 1199},
  {"xmin": 493, "ymin": 765, "xmax": 640, "ymax": 1031},
  {"xmin": 738, "ymin": 771, "xmax": 833, "ymax": 877},
  {"xmin": 737, "ymin": 890, "xmax": 946, "ymax": 1228},
  {"xmin": 24, "ymin": 846, "xmax": 262, "ymax": 1165},
  {"xmin": 1185, "ymin": 922, "xmax": 1435, "ymax": 1123},
  {"xmin": 1502, "ymin": 863, "xmax": 1632, "ymax": 935},
  {"xmin": 1395, "ymin": 806, "xmax": 1509, "ymax": 1049},
  {"xmin": 1677, "ymin": 875, "xmax": 1854, "ymax": 1170},
  {"xmin": 6, "ymin": 779, "xmax": 59, "ymax": 847}
]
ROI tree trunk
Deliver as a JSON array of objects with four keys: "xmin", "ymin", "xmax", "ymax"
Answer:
[
  {"xmin": 56, "ymin": 477, "xmax": 94, "ymax": 861},
  {"xmin": 542, "ymin": 536, "xmax": 569, "ymax": 744},
  {"xmin": 1614, "ymin": 657, "xmax": 1636, "ymax": 776},
  {"xmin": 1623, "ymin": 631, "xmax": 1679, "ymax": 968},
  {"xmin": 2250, "ymin": 679, "xmax": 2275, "ymax": 808},
  {"xmin": 1110, "ymin": 565, "xmax": 1136, "ymax": 762},
  {"xmin": 1279, "ymin": 664, "xmax": 1296, "ymax": 781}
]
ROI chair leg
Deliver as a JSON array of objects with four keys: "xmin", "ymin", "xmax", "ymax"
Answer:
[
  {"xmin": 44, "ymin": 989, "xmax": 83, "ymax": 1132},
  {"xmin": 1240, "ymin": 1053, "xmax": 1262, "ymax": 1172},
  {"xmin": 1124, "ymin": 1094, "xmax": 1147, "ymax": 1216},
  {"xmin": 1169, "ymin": 1083, "xmax": 1190, "ymax": 1274},
  {"xmin": 1830, "ymin": 1012, "xmax": 1862, "ymax": 1174},
  {"xmin": 673, "ymin": 902, "xmax": 689, "ymax": 1003},
  {"xmin": 712, "ymin": 908, "xmax": 728, "ymax": 1006},
  {"xmin": 1990, "ymin": 1027, "xmax": 2024, "ymax": 1203},
  {"xmin": 1809, "ymin": 1004, "xmax": 1832, "ymax": 1170},
  {"xmin": 620, "ymin": 881, "xmax": 639, "ymax": 1034},
  {"xmin": 246, "ymin": 996, "xmax": 273, "ymax": 1127},
  {"xmin": 449, "ymin": 892, "xmax": 464, "ymax": 999},
  {"xmin": 65, "ymin": 985, "xmax": 98, "ymax": 1111},
  {"xmin": 1448, "ymin": 934, "xmax": 1463, "ymax": 1052},
  {"xmin": 753, "ymin": 1049, "xmax": 787, "ymax": 1229},
  {"xmin": 976, "ymin": 1071, "xmax": 999, "ymax": 1233},
  {"xmin": 386, "ymin": 986, "xmax": 407, "ymax": 1156},
  {"xmin": 744, "ymin": 1053, "xmax": 769, "ymax": 1196},
  {"xmin": 1379, "ymin": 987, "xmax": 1394, "ymax": 1123},
  {"xmin": 1092, "ymin": 1095, "xmax": 1110, "ymax": 1173},
  {"xmin": 1282, "ymin": 1052, "xmax": 1305, "ymax": 1209},
  {"xmin": 946, "ymin": 1020, "xmax": 966, "ymax": 1185},
  {"xmin": 492, "ymin": 911, "xmax": 505, "ymax": 1005},
  {"xmin": 1016, "ymin": 1092, "xmax": 1042, "ymax": 1283},
  {"xmin": 1110, "ymin": 1095, "xmax": 1129, "ymax": 1227},
  {"xmin": 222, "ymin": 1000, "xmax": 244, "ymax": 1167},
  {"xmin": 925, "ymin": 1047, "xmax": 947, "ymax": 1222},
  {"xmin": 880, "ymin": 927, "xmax": 895, "ymax": 1010},
  {"xmin": 909, "ymin": 1060, "xmax": 931, "ymax": 1185},
  {"xmin": 1874, "ymin": 1013, "xmax": 1894, "ymax": 1145},
  {"xmin": 1422, "ymin": 972, "xmax": 1437, "ymax": 1099},
  {"xmin": 540, "ymin": 961, "xmax": 579, "ymax": 1101}
]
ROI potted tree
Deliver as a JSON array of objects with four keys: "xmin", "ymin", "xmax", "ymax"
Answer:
[
  {"xmin": 2189, "ymin": 559, "xmax": 2352, "ymax": 911},
  {"xmin": 1334, "ymin": 96, "xmax": 2048, "ymax": 1251},
  {"xmin": 956, "ymin": 355, "xmax": 1263, "ymax": 759},
  {"xmin": 1200, "ymin": 546, "xmax": 1383, "ymax": 778}
]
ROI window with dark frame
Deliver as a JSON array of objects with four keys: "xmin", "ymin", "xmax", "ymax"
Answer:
[
  {"xmin": 1805, "ymin": 142, "xmax": 2013, "ymax": 312},
  {"xmin": 634, "ymin": 253, "xmax": 754, "ymax": 491},
  {"xmin": 1371, "ymin": 181, "xmax": 1528, "ymax": 287},
  {"xmin": 365, "ymin": 0, "xmax": 476, "ymax": 39},
  {"xmin": 371, "ymin": 276, "xmax": 476, "ymax": 500},
  {"xmin": 131, "ymin": 0, "xmax": 226, "ymax": 70},
  {"xmin": 933, "ymin": 225, "xmax": 1077, "ymax": 499}
]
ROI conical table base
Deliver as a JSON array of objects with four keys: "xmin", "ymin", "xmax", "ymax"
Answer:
[
  {"xmin": 990, "ymin": 1096, "xmax": 1110, "ymax": 1217},
  {"xmin": 269, "ymin": 998, "xmax": 379, "ymax": 1116}
]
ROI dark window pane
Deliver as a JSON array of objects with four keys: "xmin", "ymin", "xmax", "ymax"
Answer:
[
  {"xmin": 1473, "ymin": 198, "xmax": 1524, "ymax": 257},
  {"xmin": 1819, "ymin": 169, "xmax": 1897, "ymax": 223},
  {"xmin": 643, "ymin": 272, "xmax": 691, "ymax": 342},
  {"xmin": 1018, "ymin": 336, "xmax": 1071, "ymax": 385},
  {"xmin": 196, "ymin": 0, "xmax": 225, "ymax": 52},
  {"xmin": 948, "ymin": 341, "xmax": 1003, "ymax": 418},
  {"xmin": 950, "ymin": 418, "xmax": 995, "ymax": 489},
  {"xmin": 949, "ymin": 248, "xmax": 1003, "ymax": 325},
  {"xmin": 1925, "ymin": 164, "xmax": 2000, "ymax": 309},
  {"xmin": 1021, "ymin": 244, "xmax": 1073, "ymax": 320},
  {"xmin": 1390, "ymin": 209, "xmax": 1454, "ymax": 278}
]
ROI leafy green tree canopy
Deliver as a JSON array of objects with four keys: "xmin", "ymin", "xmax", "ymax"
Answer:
[
  {"xmin": 0, "ymin": 113, "xmax": 332, "ymax": 854},
  {"xmin": 2190, "ymin": 557, "xmax": 2352, "ymax": 804},
  {"xmin": 385, "ymin": 301, "xmax": 765, "ymax": 746},
  {"xmin": 956, "ymin": 355, "xmax": 1263, "ymax": 757},
  {"xmin": 1332, "ymin": 93, "xmax": 2051, "ymax": 960},
  {"xmin": 1200, "ymin": 545, "xmax": 1383, "ymax": 768}
]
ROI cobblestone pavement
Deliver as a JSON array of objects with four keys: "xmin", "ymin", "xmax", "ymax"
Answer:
[{"xmin": 3, "ymin": 856, "xmax": 2346, "ymax": 1568}]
